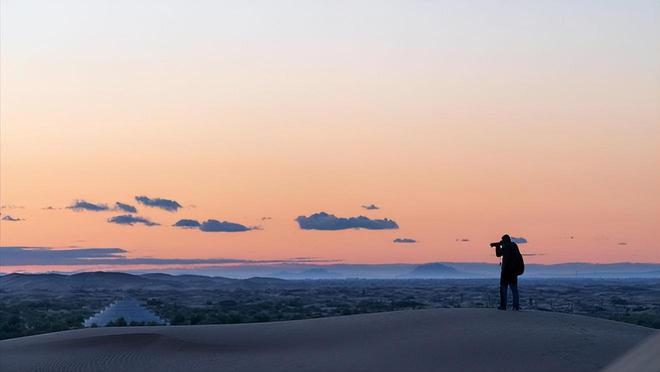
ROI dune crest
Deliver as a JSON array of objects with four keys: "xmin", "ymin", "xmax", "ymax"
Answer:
[{"xmin": 0, "ymin": 309, "xmax": 653, "ymax": 372}]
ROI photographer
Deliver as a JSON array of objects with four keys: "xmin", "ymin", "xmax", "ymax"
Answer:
[{"xmin": 490, "ymin": 235, "xmax": 524, "ymax": 311}]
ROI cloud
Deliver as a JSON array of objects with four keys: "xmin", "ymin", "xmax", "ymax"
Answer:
[
  {"xmin": 295, "ymin": 212, "xmax": 399, "ymax": 230},
  {"xmin": 1, "ymin": 215, "xmax": 24, "ymax": 222},
  {"xmin": 173, "ymin": 219, "xmax": 201, "ymax": 229},
  {"xmin": 393, "ymin": 238, "xmax": 417, "ymax": 243},
  {"xmin": 617, "ymin": 242, "xmax": 628, "ymax": 246},
  {"xmin": 261, "ymin": 216, "xmax": 272, "ymax": 220},
  {"xmin": 511, "ymin": 237, "xmax": 528, "ymax": 244},
  {"xmin": 172, "ymin": 218, "xmax": 253, "ymax": 232},
  {"xmin": 456, "ymin": 238, "xmax": 470, "ymax": 242},
  {"xmin": 0, "ymin": 247, "xmax": 127, "ymax": 265},
  {"xmin": 68, "ymin": 200, "xmax": 109, "ymax": 212},
  {"xmin": 0, "ymin": 246, "xmax": 332, "ymax": 266},
  {"xmin": 200, "ymin": 219, "xmax": 252, "ymax": 232},
  {"xmin": 115, "ymin": 202, "xmax": 137, "ymax": 213},
  {"xmin": 42, "ymin": 206, "xmax": 57, "ymax": 210},
  {"xmin": 522, "ymin": 253, "xmax": 545, "ymax": 256},
  {"xmin": 135, "ymin": 196, "xmax": 182, "ymax": 212},
  {"xmin": 1, "ymin": 205, "xmax": 25, "ymax": 209},
  {"xmin": 361, "ymin": 204, "xmax": 380, "ymax": 210},
  {"xmin": 107, "ymin": 214, "xmax": 159, "ymax": 226}
]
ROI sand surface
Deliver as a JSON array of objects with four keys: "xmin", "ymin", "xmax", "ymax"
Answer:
[
  {"xmin": 603, "ymin": 331, "xmax": 660, "ymax": 372},
  {"xmin": 0, "ymin": 308, "xmax": 654, "ymax": 372}
]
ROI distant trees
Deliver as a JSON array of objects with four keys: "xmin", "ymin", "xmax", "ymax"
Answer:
[
  {"xmin": 106, "ymin": 318, "xmax": 127, "ymax": 327},
  {"xmin": 171, "ymin": 313, "xmax": 186, "ymax": 325},
  {"xmin": 1, "ymin": 315, "xmax": 23, "ymax": 335},
  {"xmin": 104, "ymin": 318, "xmax": 158, "ymax": 327}
]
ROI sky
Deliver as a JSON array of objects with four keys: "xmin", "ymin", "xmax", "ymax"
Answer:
[{"xmin": 1, "ymin": 0, "xmax": 659, "ymax": 272}]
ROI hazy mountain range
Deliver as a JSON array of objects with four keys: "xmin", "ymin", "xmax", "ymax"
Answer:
[
  {"xmin": 3, "ymin": 262, "xmax": 659, "ymax": 282},
  {"xmin": 134, "ymin": 262, "xmax": 660, "ymax": 279}
]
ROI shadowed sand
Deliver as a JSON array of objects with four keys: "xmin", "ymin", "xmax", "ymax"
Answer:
[
  {"xmin": 603, "ymin": 331, "xmax": 660, "ymax": 372},
  {"xmin": 0, "ymin": 309, "xmax": 655, "ymax": 372}
]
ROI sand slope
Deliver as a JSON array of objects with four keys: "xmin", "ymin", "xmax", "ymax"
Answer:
[
  {"xmin": 0, "ymin": 309, "xmax": 654, "ymax": 372},
  {"xmin": 603, "ymin": 331, "xmax": 660, "ymax": 372}
]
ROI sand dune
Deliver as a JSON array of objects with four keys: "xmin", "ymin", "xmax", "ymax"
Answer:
[
  {"xmin": 603, "ymin": 331, "xmax": 660, "ymax": 372},
  {"xmin": 0, "ymin": 309, "xmax": 655, "ymax": 372}
]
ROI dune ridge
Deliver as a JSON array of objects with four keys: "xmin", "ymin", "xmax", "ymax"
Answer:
[{"xmin": 0, "ymin": 308, "xmax": 654, "ymax": 372}]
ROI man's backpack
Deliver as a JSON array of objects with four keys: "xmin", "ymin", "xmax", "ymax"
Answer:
[{"xmin": 514, "ymin": 250, "xmax": 525, "ymax": 276}]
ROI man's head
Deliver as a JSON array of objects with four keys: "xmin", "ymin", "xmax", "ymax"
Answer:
[{"xmin": 501, "ymin": 234, "xmax": 511, "ymax": 243}]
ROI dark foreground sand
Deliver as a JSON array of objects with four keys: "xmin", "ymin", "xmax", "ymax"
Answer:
[
  {"xmin": 0, "ymin": 308, "xmax": 655, "ymax": 372},
  {"xmin": 603, "ymin": 331, "xmax": 660, "ymax": 372}
]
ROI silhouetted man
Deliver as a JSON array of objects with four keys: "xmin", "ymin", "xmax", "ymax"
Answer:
[{"xmin": 490, "ymin": 234, "xmax": 523, "ymax": 311}]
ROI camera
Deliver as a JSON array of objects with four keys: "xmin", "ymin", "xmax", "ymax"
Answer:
[{"xmin": 489, "ymin": 242, "xmax": 502, "ymax": 248}]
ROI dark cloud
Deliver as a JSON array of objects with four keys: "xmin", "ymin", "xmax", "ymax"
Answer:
[
  {"xmin": 115, "ymin": 202, "xmax": 137, "ymax": 213},
  {"xmin": 511, "ymin": 237, "xmax": 528, "ymax": 244},
  {"xmin": 0, "ymin": 246, "xmax": 330, "ymax": 266},
  {"xmin": 296, "ymin": 212, "xmax": 399, "ymax": 230},
  {"xmin": 393, "ymin": 238, "xmax": 417, "ymax": 243},
  {"xmin": 456, "ymin": 238, "xmax": 470, "ymax": 242},
  {"xmin": 617, "ymin": 242, "xmax": 628, "ymax": 246},
  {"xmin": 261, "ymin": 217, "xmax": 273, "ymax": 220},
  {"xmin": 135, "ymin": 196, "xmax": 182, "ymax": 212},
  {"xmin": 522, "ymin": 253, "xmax": 545, "ymax": 256},
  {"xmin": 172, "ymin": 218, "xmax": 253, "ymax": 232},
  {"xmin": 200, "ymin": 219, "xmax": 252, "ymax": 232},
  {"xmin": 42, "ymin": 206, "xmax": 57, "ymax": 210},
  {"xmin": 361, "ymin": 204, "xmax": 380, "ymax": 210},
  {"xmin": 173, "ymin": 219, "xmax": 201, "ymax": 229},
  {"xmin": 1, "ymin": 215, "xmax": 24, "ymax": 222},
  {"xmin": 68, "ymin": 200, "xmax": 109, "ymax": 212},
  {"xmin": 107, "ymin": 214, "xmax": 159, "ymax": 227},
  {"xmin": 0, "ymin": 247, "xmax": 126, "ymax": 265}
]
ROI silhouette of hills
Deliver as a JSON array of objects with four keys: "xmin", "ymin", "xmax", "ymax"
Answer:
[
  {"xmin": 0, "ymin": 272, "xmax": 289, "ymax": 292},
  {"xmin": 2, "ymin": 262, "xmax": 659, "ymax": 288},
  {"xmin": 133, "ymin": 262, "xmax": 660, "ymax": 279},
  {"xmin": 403, "ymin": 263, "xmax": 461, "ymax": 278}
]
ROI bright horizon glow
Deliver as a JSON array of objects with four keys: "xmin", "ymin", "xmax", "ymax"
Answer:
[{"xmin": 1, "ymin": 1, "xmax": 659, "ymax": 272}]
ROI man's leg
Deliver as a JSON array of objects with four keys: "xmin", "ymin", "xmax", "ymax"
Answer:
[
  {"xmin": 499, "ymin": 275, "xmax": 508, "ymax": 309},
  {"xmin": 510, "ymin": 276, "xmax": 519, "ymax": 310}
]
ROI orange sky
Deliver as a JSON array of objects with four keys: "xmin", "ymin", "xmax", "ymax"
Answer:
[{"xmin": 1, "ymin": 1, "xmax": 659, "ymax": 269}]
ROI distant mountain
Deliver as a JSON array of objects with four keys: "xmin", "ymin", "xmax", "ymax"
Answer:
[
  {"xmin": 301, "ymin": 268, "xmax": 341, "ymax": 278},
  {"xmin": 271, "ymin": 268, "xmax": 342, "ymax": 279},
  {"xmin": 404, "ymin": 263, "xmax": 461, "ymax": 278},
  {"xmin": 522, "ymin": 263, "xmax": 660, "ymax": 278},
  {"xmin": 0, "ymin": 272, "xmax": 160, "ymax": 291},
  {"xmin": 149, "ymin": 262, "xmax": 660, "ymax": 279},
  {"xmin": 3, "ymin": 262, "xmax": 659, "ymax": 285},
  {"xmin": 0, "ymin": 272, "xmax": 293, "ymax": 292}
]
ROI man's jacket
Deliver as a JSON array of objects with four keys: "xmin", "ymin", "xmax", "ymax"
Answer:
[{"xmin": 496, "ymin": 242, "xmax": 522, "ymax": 277}]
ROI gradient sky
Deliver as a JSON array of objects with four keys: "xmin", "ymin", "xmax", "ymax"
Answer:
[{"xmin": 1, "ymin": 0, "xmax": 659, "ymax": 271}]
